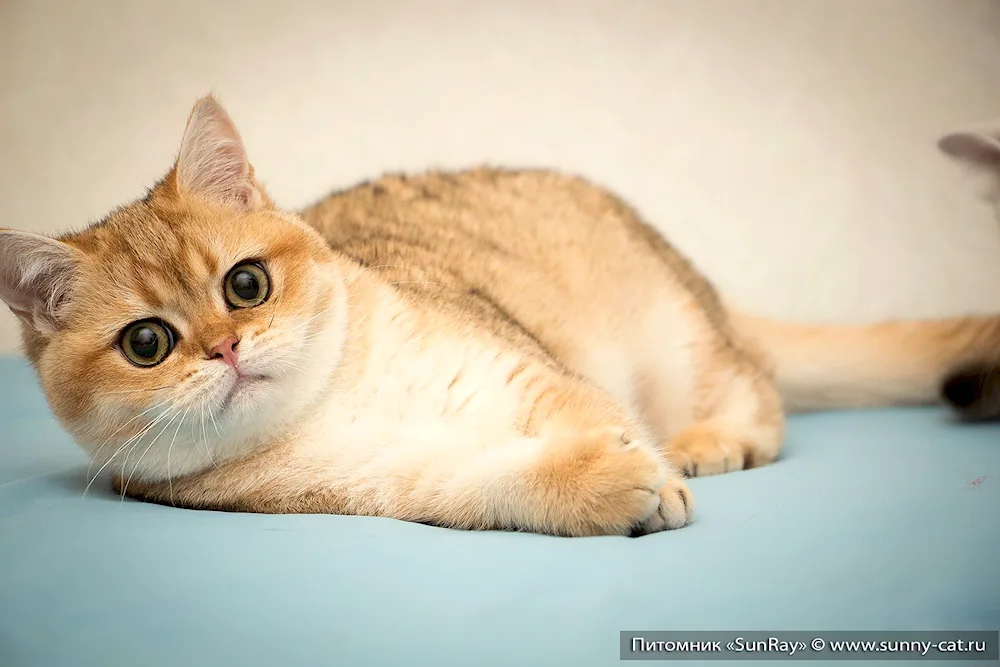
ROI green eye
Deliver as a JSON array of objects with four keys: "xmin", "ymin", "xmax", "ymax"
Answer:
[
  {"xmin": 120, "ymin": 320, "xmax": 175, "ymax": 367},
  {"xmin": 224, "ymin": 261, "xmax": 270, "ymax": 309}
]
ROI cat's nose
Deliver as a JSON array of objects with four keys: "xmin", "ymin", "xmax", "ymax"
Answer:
[{"xmin": 208, "ymin": 335, "xmax": 240, "ymax": 371}]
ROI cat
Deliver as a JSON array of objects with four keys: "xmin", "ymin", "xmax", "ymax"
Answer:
[
  {"xmin": 938, "ymin": 120, "xmax": 1000, "ymax": 421},
  {"xmin": 1, "ymin": 95, "xmax": 998, "ymax": 538}
]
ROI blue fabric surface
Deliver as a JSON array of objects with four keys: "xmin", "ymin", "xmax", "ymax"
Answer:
[{"xmin": 0, "ymin": 355, "xmax": 997, "ymax": 667}]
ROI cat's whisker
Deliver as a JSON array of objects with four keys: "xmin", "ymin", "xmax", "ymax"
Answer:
[
  {"xmin": 345, "ymin": 279, "xmax": 453, "ymax": 302},
  {"xmin": 84, "ymin": 445, "xmax": 132, "ymax": 499},
  {"xmin": 276, "ymin": 363, "xmax": 307, "ymax": 376},
  {"xmin": 292, "ymin": 297, "xmax": 344, "ymax": 323},
  {"xmin": 198, "ymin": 398, "xmax": 222, "ymax": 471},
  {"xmin": 985, "ymin": 349, "xmax": 1000, "ymax": 372},
  {"xmin": 165, "ymin": 406, "xmax": 191, "ymax": 507},
  {"xmin": 385, "ymin": 280, "xmax": 452, "ymax": 289},
  {"xmin": 84, "ymin": 439, "xmax": 135, "ymax": 498},
  {"xmin": 117, "ymin": 411, "xmax": 175, "ymax": 495},
  {"xmin": 273, "ymin": 299, "xmax": 322, "ymax": 321},
  {"xmin": 980, "ymin": 354, "xmax": 1000, "ymax": 395},
  {"xmin": 291, "ymin": 307, "xmax": 339, "ymax": 330},
  {"xmin": 115, "ymin": 395, "xmax": 189, "ymax": 490},
  {"xmin": 83, "ymin": 407, "xmax": 173, "ymax": 497},
  {"xmin": 86, "ymin": 401, "xmax": 169, "ymax": 480},
  {"xmin": 188, "ymin": 408, "xmax": 200, "ymax": 452},
  {"xmin": 196, "ymin": 400, "xmax": 207, "ymax": 450},
  {"xmin": 208, "ymin": 400, "xmax": 224, "ymax": 440},
  {"xmin": 359, "ymin": 263, "xmax": 417, "ymax": 273},
  {"xmin": 116, "ymin": 409, "xmax": 175, "ymax": 483},
  {"xmin": 105, "ymin": 386, "xmax": 175, "ymax": 395},
  {"xmin": 298, "ymin": 330, "xmax": 331, "ymax": 342},
  {"xmin": 121, "ymin": 405, "xmax": 186, "ymax": 502}
]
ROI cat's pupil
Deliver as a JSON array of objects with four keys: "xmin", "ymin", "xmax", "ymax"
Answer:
[
  {"xmin": 130, "ymin": 327, "xmax": 159, "ymax": 359},
  {"xmin": 232, "ymin": 271, "xmax": 259, "ymax": 300}
]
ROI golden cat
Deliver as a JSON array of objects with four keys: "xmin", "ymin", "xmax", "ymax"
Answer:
[{"xmin": 1, "ymin": 95, "xmax": 997, "ymax": 537}]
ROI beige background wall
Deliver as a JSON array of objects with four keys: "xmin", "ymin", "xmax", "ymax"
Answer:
[{"xmin": 2, "ymin": 0, "xmax": 1000, "ymax": 354}]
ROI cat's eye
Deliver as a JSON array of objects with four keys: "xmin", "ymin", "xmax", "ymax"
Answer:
[
  {"xmin": 224, "ymin": 261, "xmax": 270, "ymax": 309},
  {"xmin": 120, "ymin": 320, "xmax": 175, "ymax": 368}
]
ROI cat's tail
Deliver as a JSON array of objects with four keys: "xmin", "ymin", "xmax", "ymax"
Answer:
[{"xmin": 726, "ymin": 308, "xmax": 1000, "ymax": 415}]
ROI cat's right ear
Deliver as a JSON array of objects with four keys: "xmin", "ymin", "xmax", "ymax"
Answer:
[
  {"xmin": 938, "ymin": 124, "xmax": 1000, "ymax": 171},
  {"xmin": 167, "ymin": 94, "xmax": 267, "ymax": 210},
  {"xmin": 0, "ymin": 230, "xmax": 80, "ymax": 335}
]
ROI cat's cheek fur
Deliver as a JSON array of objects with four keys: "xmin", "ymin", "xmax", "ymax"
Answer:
[
  {"xmin": 102, "ymin": 264, "xmax": 348, "ymax": 485},
  {"xmin": 33, "ymin": 329, "xmax": 151, "ymax": 441}
]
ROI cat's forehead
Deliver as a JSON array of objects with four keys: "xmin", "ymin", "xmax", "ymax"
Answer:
[
  {"xmin": 73, "ymin": 202, "xmax": 252, "ymax": 259},
  {"xmin": 67, "ymin": 201, "xmax": 266, "ymax": 310}
]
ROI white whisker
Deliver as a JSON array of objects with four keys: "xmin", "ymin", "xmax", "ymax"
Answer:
[
  {"xmin": 209, "ymin": 401, "xmax": 223, "ymax": 440},
  {"xmin": 105, "ymin": 386, "xmax": 175, "ymax": 395},
  {"xmin": 121, "ymin": 407, "xmax": 184, "ymax": 501},
  {"xmin": 346, "ymin": 279, "xmax": 452, "ymax": 302},
  {"xmin": 166, "ymin": 406, "xmax": 191, "ymax": 507},
  {"xmin": 86, "ymin": 401, "xmax": 168, "ymax": 481},
  {"xmin": 84, "ymin": 407, "xmax": 173, "ymax": 497},
  {"xmin": 117, "ymin": 408, "xmax": 175, "ymax": 482},
  {"xmin": 198, "ymin": 398, "xmax": 222, "ymax": 471}
]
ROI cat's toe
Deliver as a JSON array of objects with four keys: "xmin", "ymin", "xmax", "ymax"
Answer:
[
  {"xmin": 667, "ymin": 422, "xmax": 777, "ymax": 477},
  {"xmin": 631, "ymin": 477, "xmax": 694, "ymax": 536}
]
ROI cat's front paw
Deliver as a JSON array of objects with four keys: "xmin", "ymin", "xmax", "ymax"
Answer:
[
  {"xmin": 631, "ymin": 475, "xmax": 695, "ymax": 537},
  {"xmin": 533, "ymin": 427, "xmax": 694, "ymax": 537}
]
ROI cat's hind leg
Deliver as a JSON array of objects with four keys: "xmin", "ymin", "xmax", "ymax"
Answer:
[
  {"xmin": 631, "ymin": 297, "xmax": 785, "ymax": 478},
  {"xmin": 665, "ymin": 349, "xmax": 785, "ymax": 477}
]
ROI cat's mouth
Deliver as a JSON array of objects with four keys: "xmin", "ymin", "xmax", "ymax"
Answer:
[{"xmin": 218, "ymin": 373, "xmax": 271, "ymax": 412}]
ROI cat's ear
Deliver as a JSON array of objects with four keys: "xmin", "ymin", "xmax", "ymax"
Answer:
[
  {"xmin": 938, "ymin": 124, "xmax": 1000, "ymax": 171},
  {"xmin": 170, "ymin": 95, "xmax": 265, "ymax": 209},
  {"xmin": 0, "ymin": 230, "xmax": 80, "ymax": 335}
]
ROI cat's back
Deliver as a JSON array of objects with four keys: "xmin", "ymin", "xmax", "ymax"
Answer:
[
  {"xmin": 303, "ymin": 166, "xmax": 720, "ymax": 314},
  {"xmin": 300, "ymin": 166, "xmax": 725, "ymax": 376},
  {"xmin": 302, "ymin": 165, "xmax": 701, "ymax": 287},
  {"xmin": 301, "ymin": 168, "xmax": 608, "ymax": 358},
  {"xmin": 300, "ymin": 166, "xmax": 620, "ymax": 267}
]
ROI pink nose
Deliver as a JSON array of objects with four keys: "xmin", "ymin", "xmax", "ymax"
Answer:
[{"xmin": 209, "ymin": 335, "xmax": 240, "ymax": 370}]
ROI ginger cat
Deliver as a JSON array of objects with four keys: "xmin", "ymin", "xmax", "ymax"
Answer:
[
  {"xmin": 938, "ymin": 121, "xmax": 1000, "ymax": 421},
  {"xmin": 1, "ymin": 95, "xmax": 998, "ymax": 537}
]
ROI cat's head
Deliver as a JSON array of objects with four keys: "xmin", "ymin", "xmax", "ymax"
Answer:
[
  {"xmin": 0, "ymin": 96, "xmax": 349, "ymax": 481},
  {"xmin": 939, "ymin": 119, "xmax": 1000, "ymax": 213}
]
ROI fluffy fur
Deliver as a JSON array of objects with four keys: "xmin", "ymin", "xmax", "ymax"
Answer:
[
  {"xmin": 1, "ymin": 95, "xmax": 998, "ymax": 537},
  {"xmin": 938, "ymin": 119, "xmax": 1000, "ymax": 421}
]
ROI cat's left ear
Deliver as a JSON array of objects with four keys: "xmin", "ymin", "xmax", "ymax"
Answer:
[
  {"xmin": 170, "ymin": 94, "xmax": 267, "ymax": 210},
  {"xmin": 0, "ymin": 230, "xmax": 81, "ymax": 335},
  {"xmin": 938, "ymin": 123, "xmax": 1000, "ymax": 171}
]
